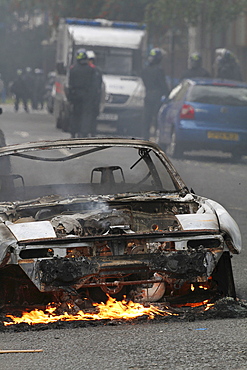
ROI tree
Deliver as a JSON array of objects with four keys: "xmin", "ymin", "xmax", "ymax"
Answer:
[
  {"xmin": 100, "ymin": 0, "xmax": 149, "ymax": 22},
  {"xmin": 145, "ymin": 0, "xmax": 247, "ymax": 36}
]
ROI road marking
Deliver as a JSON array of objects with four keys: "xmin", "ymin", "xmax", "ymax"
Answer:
[{"xmin": 13, "ymin": 131, "xmax": 29, "ymax": 138}]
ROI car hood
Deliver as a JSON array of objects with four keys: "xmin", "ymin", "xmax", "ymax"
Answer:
[{"xmin": 0, "ymin": 192, "xmax": 241, "ymax": 262}]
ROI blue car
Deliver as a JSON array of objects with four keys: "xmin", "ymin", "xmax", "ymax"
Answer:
[{"xmin": 157, "ymin": 78, "xmax": 247, "ymax": 160}]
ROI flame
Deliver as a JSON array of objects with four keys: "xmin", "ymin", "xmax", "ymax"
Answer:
[{"xmin": 3, "ymin": 296, "xmax": 175, "ymax": 326}]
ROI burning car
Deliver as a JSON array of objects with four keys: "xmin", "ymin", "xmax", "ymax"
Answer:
[{"xmin": 0, "ymin": 138, "xmax": 241, "ymax": 310}]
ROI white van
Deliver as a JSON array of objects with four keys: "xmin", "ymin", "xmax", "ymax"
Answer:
[{"xmin": 54, "ymin": 18, "xmax": 147, "ymax": 136}]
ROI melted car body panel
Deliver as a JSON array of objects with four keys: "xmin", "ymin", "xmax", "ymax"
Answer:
[{"xmin": 0, "ymin": 138, "xmax": 241, "ymax": 306}]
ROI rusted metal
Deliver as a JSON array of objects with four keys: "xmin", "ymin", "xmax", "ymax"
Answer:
[{"xmin": 80, "ymin": 278, "xmax": 165, "ymax": 288}]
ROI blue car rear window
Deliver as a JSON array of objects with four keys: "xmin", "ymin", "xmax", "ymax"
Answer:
[{"xmin": 187, "ymin": 85, "xmax": 247, "ymax": 106}]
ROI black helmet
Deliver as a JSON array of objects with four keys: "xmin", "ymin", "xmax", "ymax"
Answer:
[
  {"xmin": 222, "ymin": 49, "xmax": 235, "ymax": 63},
  {"xmin": 189, "ymin": 53, "xmax": 202, "ymax": 68},
  {"xmin": 148, "ymin": 48, "xmax": 163, "ymax": 65},
  {"xmin": 76, "ymin": 48, "xmax": 88, "ymax": 63}
]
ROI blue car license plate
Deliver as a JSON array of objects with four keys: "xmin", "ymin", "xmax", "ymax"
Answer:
[{"xmin": 207, "ymin": 131, "xmax": 239, "ymax": 141}]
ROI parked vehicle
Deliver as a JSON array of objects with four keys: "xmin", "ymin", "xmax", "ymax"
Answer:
[
  {"xmin": 0, "ymin": 138, "xmax": 241, "ymax": 309},
  {"xmin": 157, "ymin": 78, "xmax": 247, "ymax": 160},
  {"xmin": 54, "ymin": 18, "xmax": 147, "ymax": 136}
]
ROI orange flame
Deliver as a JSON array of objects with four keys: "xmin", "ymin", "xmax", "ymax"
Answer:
[{"xmin": 4, "ymin": 296, "xmax": 175, "ymax": 326}]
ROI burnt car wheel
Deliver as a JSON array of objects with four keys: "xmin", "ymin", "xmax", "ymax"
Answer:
[
  {"xmin": 166, "ymin": 130, "xmax": 183, "ymax": 158},
  {"xmin": 212, "ymin": 251, "xmax": 236, "ymax": 299}
]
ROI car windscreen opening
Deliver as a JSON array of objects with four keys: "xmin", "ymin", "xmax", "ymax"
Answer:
[{"xmin": 0, "ymin": 146, "xmax": 177, "ymax": 201}]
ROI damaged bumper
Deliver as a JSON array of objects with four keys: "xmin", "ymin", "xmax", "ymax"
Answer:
[{"xmin": 11, "ymin": 231, "xmax": 224, "ymax": 299}]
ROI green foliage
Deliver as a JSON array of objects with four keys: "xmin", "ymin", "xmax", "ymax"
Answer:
[
  {"xmin": 1, "ymin": 0, "xmax": 247, "ymax": 83},
  {"xmin": 2, "ymin": 0, "xmax": 247, "ymax": 30},
  {"xmin": 145, "ymin": 0, "xmax": 247, "ymax": 34},
  {"xmin": 100, "ymin": 0, "xmax": 149, "ymax": 22}
]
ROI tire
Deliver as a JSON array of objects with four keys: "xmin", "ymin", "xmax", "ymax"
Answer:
[
  {"xmin": 231, "ymin": 151, "xmax": 243, "ymax": 163},
  {"xmin": 212, "ymin": 251, "xmax": 236, "ymax": 299},
  {"xmin": 166, "ymin": 130, "xmax": 183, "ymax": 158},
  {"xmin": 0, "ymin": 129, "xmax": 6, "ymax": 147}
]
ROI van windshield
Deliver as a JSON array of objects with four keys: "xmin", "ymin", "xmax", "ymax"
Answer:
[{"xmin": 77, "ymin": 47, "xmax": 135, "ymax": 76}]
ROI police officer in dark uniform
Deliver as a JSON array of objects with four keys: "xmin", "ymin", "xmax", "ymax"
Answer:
[
  {"xmin": 68, "ymin": 48, "xmax": 96, "ymax": 138},
  {"xmin": 11, "ymin": 69, "xmax": 30, "ymax": 112},
  {"xmin": 87, "ymin": 50, "xmax": 103, "ymax": 136},
  {"xmin": 141, "ymin": 48, "xmax": 169, "ymax": 140},
  {"xmin": 180, "ymin": 52, "xmax": 210, "ymax": 80},
  {"xmin": 215, "ymin": 49, "xmax": 242, "ymax": 81}
]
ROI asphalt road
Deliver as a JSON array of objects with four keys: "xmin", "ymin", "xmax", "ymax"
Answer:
[{"xmin": 0, "ymin": 105, "xmax": 246, "ymax": 370}]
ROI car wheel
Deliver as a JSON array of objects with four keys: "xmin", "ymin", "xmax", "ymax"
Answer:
[
  {"xmin": 166, "ymin": 130, "xmax": 183, "ymax": 158},
  {"xmin": 212, "ymin": 251, "xmax": 236, "ymax": 299},
  {"xmin": 156, "ymin": 129, "xmax": 166, "ymax": 151},
  {"xmin": 0, "ymin": 129, "xmax": 6, "ymax": 147},
  {"xmin": 231, "ymin": 151, "xmax": 243, "ymax": 163}
]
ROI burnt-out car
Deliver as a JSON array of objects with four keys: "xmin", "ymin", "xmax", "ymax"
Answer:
[{"xmin": 0, "ymin": 138, "xmax": 241, "ymax": 309}]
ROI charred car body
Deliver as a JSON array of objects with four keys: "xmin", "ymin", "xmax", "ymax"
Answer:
[{"xmin": 0, "ymin": 138, "xmax": 241, "ymax": 309}]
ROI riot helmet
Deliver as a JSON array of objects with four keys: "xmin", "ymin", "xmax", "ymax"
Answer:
[
  {"xmin": 87, "ymin": 50, "xmax": 96, "ymax": 61},
  {"xmin": 189, "ymin": 53, "xmax": 202, "ymax": 69},
  {"xmin": 76, "ymin": 48, "xmax": 88, "ymax": 63},
  {"xmin": 148, "ymin": 48, "xmax": 163, "ymax": 65}
]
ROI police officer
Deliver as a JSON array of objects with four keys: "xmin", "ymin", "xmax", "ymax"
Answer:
[
  {"xmin": 23, "ymin": 67, "xmax": 34, "ymax": 108},
  {"xmin": 68, "ymin": 48, "xmax": 96, "ymax": 138},
  {"xmin": 180, "ymin": 52, "xmax": 210, "ymax": 80},
  {"xmin": 215, "ymin": 49, "xmax": 242, "ymax": 81},
  {"xmin": 32, "ymin": 68, "xmax": 46, "ymax": 110},
  {"xmin": 87, "ymin": 50, "xmax": 103, "ymax": 136},
  {"xmin": 11, "ymin": 69, "xmax": 29, "ymax": 112},
  {"xmin": 141, "ymin": 48, "xmax": 169, "ymax": 140}
]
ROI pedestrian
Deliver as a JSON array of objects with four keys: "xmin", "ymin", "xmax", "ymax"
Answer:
[
  {"xmin": 214, "ymin": 48, "xmax": 242, "ymax": 81},
  {"xmin": 10, "ymin": 69, "xmax": 29, "ymax": 112},
  {"xmin": 87, "ymin": 50, "xmax": 103, "ymax": 136},
  {"xmin": 180, "ymin": 52, "xmax": 210, "ymax": 80},
  {"xmin": 32, "ymin": 69, "xmax": 46, "ymax": 110},
  {"xmin": 0, "ymin": 73, "xmax": 4, "ymax": 102},
  {"xmin": 44, "ymin": 71, "xmax": 56, "ymax": 113},
  {"xmin": 23, "ymin": 67, "xmax": 34, "ymax": 108},
  {"xmin": 68, "ymin": 48, "xmax": 96, "ymax": 138},
  {"xmin": 141, "ymin": 48, "xmax": 169, "ymax": 140}
]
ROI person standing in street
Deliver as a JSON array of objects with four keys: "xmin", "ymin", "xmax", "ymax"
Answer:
[
  {"xmin": 68, "ymin": 48, "xmax": 96, "ymax": 138},
  {"xmin": 0, "ymin": 74, "xmax": 4, "ymax": 102},
  {"xmin": 141, "ymin": 48, "xmax": 169, "ymax": 140},
  {"xmin": 32, "ymin": 68, "xmax": 46, "ymax": 110},
  {"xmin": 180, "ymin": 52, "xmax": 210, "ymax": 80},
  {"xmin": 10, "ymin": 69, "xmax": 29, "ymax": 112},
  {"xmin": 214, "ymin": 49, "xmax": 243, "ymax": 81},
  {"xmin": 87, "ymin": 50, "xmax": 103, "ymax": 136},
  {"xmin": 23, "ymin": 67, "xmax": 34, "ymax": 109}
]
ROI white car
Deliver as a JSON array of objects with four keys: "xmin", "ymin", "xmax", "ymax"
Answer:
[{"xmin": 0, "ymin": 138, "xmax": 241, "ymax": 310}]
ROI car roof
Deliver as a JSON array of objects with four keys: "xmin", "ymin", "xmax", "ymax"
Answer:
[
  {"xmin": 0, "ymin": 138, "xmax": 160, "ymax": 156},
  {"xmin": 184, "ymin": 77, "xmax": 247, "ymax": 88}
]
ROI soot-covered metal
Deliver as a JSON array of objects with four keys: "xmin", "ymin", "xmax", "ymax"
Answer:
[{"xmin": 0, "ymin": 138, "xmax": 241, "ymax": 311}]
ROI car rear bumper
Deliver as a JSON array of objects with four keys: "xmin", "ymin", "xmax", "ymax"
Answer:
[{"xmin": 176, "ymin": 122, "xmax": 247, "ymax": 153}]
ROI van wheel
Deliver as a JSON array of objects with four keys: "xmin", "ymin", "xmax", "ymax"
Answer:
[{"xmin": 166, "ymin": 131, "xmax": 183, "ymax": 158}]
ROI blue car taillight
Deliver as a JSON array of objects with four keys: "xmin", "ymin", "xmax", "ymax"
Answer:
[{"xmin": 180, "ymin": 104, "xmax": 195, "ymax": 119}]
